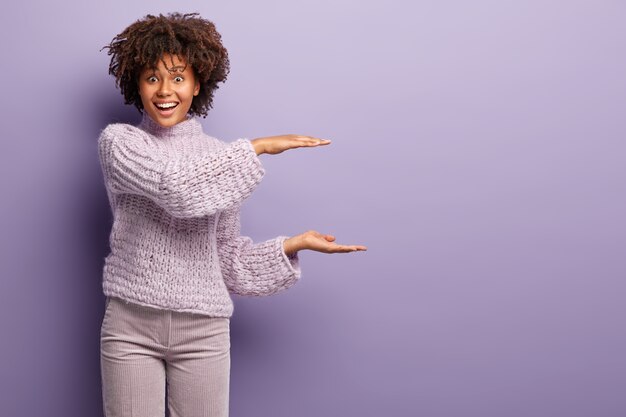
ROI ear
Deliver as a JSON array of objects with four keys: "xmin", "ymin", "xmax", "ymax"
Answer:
[{"xmin": 193, "ymin": 80, "xmax": 200, "ymax": 96}]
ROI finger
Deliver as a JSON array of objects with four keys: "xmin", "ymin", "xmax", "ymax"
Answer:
[
  {"xmin": 330, "ymin": 241, "xmax": 365, "ymax": 250},
  {"xmin": 304, "ymin": 140, "xmax": 331, "ymax": 147},
  {"xmin": 327, "ymin": 245, "xmax": 365, "ymax": 253},
  {"xmin": 294, "ymin": 139, "xmax": 321, "ymax": 147},
  {"xmin": 299, "ymin": 135, "xmax": 331, "ymax": 141},
  {"xmin": 326, "ymin": 248, "xmax": 353, "ymax": 254},
  {"xmin": 346, "ymin": 246, "xmax": 367, "ymax": 251},
  {"xmin": 347, "ymin": 246, "xmax": 366, "ymax": 251},
  {"xmin": 293, "ymin": 136, "xmax": 321, "ymax": 142},
  {"xmin": 294, "ymin": 137, "xmax": 331, "ymax": 146}
]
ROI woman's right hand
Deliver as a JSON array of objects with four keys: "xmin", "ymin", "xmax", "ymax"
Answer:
[
  {"xmin": 283, "ymin": 231, "xmax": 367, "ymax": 256},
  {"xmin": 251, "ymin": 135, "xmax": 331, "ymax": 155}
]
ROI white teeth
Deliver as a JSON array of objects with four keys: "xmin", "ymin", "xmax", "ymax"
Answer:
[{"xmin": 155, "ymin": 102, "xmax": 177, "ymax": 109}]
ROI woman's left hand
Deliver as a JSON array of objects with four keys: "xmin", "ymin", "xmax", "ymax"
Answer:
[{"xmin": 283, "ymin": 230, "xmax": 367, "ymax": 256}]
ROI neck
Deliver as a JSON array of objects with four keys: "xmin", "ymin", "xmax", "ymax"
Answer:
[{"xmin": 138, "ymin": 112, "xmax": 202, "ymax": 139}]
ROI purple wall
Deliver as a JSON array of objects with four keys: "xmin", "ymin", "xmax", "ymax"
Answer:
[{"xmin": 1, "ymin": 1, "xmax": 625, "ymax": 416}]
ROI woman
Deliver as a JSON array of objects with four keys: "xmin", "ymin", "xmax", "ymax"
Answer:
[{"xmin": 98, "ymin": 12, "xmax": 366, "ymax": 417}]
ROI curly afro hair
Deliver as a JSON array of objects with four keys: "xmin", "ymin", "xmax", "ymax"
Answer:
[{"xmin": 101, "ymin": 12, "xmax": 230, "ymax": 118}]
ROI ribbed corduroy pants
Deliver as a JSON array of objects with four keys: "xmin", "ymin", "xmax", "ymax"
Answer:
[{"xmin": 100, "ymin": 296, "xmax": 231, "ymax": 417}]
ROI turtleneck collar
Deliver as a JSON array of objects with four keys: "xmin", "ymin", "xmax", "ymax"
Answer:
[{"xmin": 138, "ymin": 111, "xmax": 203, "ymax": 139}]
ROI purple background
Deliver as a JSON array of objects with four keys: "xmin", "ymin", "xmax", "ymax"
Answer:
[{"xmin": 1, "ymin": 1, "xmax": 625, "ymax": 416}]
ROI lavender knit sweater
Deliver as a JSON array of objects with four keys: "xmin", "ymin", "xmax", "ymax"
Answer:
[{"xmin": 97, "ymin": 112, "xmax": 301, "ymax": 316}]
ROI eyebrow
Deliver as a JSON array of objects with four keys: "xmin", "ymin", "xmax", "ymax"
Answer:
[{"xmin": 145, "ymin": 65, "xmax": 187, "ymax": 74}]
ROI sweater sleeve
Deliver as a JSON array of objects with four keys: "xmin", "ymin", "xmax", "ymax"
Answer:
[
  {"xmin": 97, "ymin": 123, "xmax": 265, "ymax": 218},
  {"xmin": 216, "ymin": 203, "xmax": 301, "ymax": 296}
]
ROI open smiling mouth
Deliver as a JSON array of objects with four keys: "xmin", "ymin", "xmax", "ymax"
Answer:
[{"xmin": 154, "ymin": 102, "xmax": 179, "ymax": 113}]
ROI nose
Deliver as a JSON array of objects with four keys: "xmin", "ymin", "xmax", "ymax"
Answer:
[{"xmin": 157, "ymin": 79, "xmax": 172, "ymax": 97}]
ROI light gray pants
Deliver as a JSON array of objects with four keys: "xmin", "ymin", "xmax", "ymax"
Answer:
[{"xmin": 100, "ymin": 296, "xmax": 231, "ymax": 417}]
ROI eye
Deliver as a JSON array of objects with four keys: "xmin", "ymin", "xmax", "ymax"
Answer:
[
  {"xmin": 174, "ymin": 76, "xmax": 184, "ymax": 82},
  {"xmin": 147, "ymin": 76, "xmax": 158, "ymax": 83}
]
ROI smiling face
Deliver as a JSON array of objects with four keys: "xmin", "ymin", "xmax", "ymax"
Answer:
[{"xmin": 137, "ymin": 53, "xmax": 200, "ymax": 127}]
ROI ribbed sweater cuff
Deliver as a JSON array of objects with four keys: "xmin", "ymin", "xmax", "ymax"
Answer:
[{"xmin": 275, "ymin": 235, "xmax": 301, "ymax": 278}]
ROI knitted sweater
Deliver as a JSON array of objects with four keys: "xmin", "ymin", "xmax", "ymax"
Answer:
[{"xmin": 97, "ymin": 112, "xmax": 301, "ymax": 317}]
